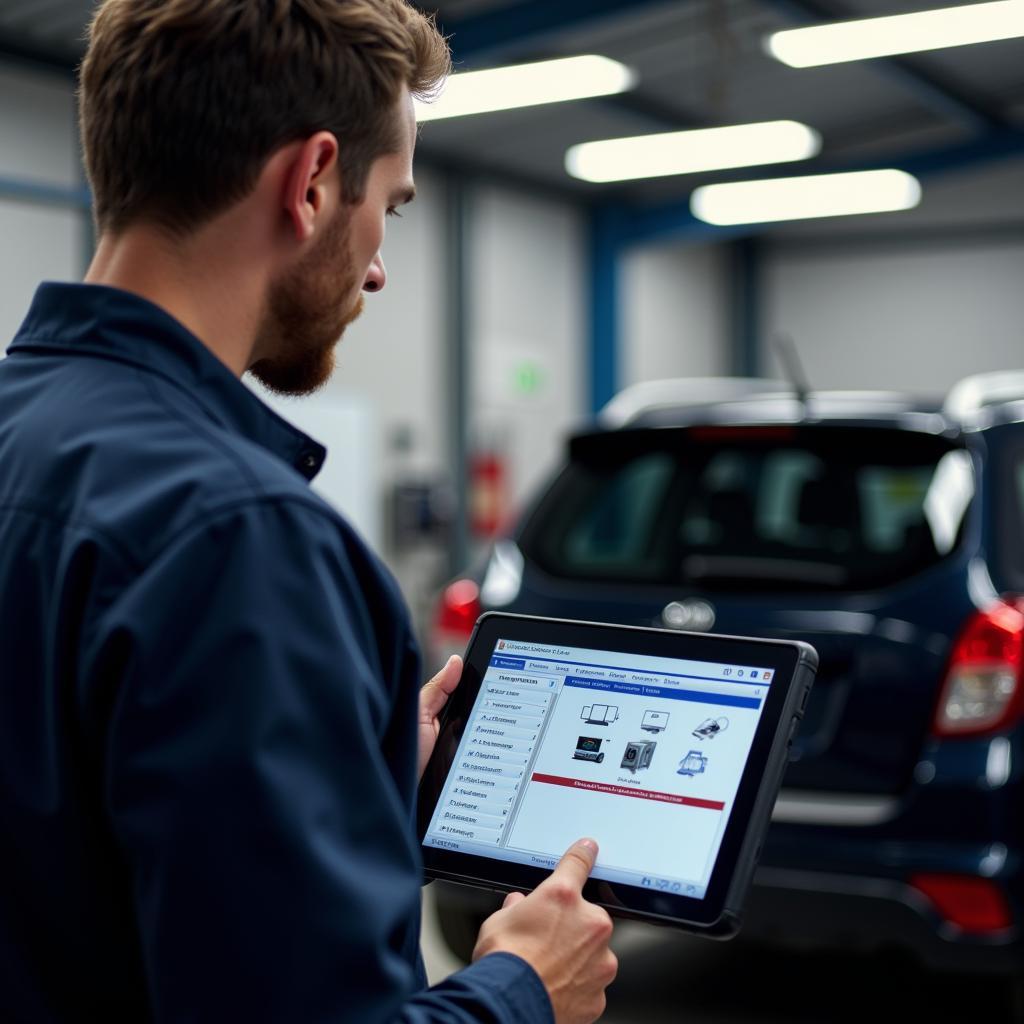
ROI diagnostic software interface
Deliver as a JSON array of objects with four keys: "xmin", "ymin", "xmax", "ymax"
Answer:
[{"xmin": 424, "ymin": 638, "xmax": 775, "ymax": 898}]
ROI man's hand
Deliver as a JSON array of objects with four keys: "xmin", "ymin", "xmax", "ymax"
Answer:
[
  {"xmin": 471, "ymin": 839, "xmax": 618, "ymax": 1024},
  {"xmin": 418, "ymin": 655, "xmax": 462, "ymax": 782}
]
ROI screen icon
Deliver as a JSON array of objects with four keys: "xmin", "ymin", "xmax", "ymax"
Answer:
[
  {"xmin": 692, "ymin": 717, "xmax": 729, "ymax": 741},
  {"xmin": 677, "ymin": 750, "xmax": 708, "ymax": 776}
]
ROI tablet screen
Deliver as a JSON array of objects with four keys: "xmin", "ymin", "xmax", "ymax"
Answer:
[{"xmin": 422, "ymin": 635, "xmax": 777, "ymax": 900}]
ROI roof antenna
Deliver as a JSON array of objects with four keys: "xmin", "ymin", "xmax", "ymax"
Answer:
[{"xmin": 773, "ymin": 334, "xmax": 811, "ymax": 417}]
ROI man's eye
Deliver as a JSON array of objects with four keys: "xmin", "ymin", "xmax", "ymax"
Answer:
[{"xmin": 386, "ymin": 207, "xmax": 403, "ymax": 219}]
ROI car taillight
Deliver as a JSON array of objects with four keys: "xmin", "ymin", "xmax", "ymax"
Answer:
[
  {"xmin": 432, "ymin": 579, "xmax": 481, "ymax": 665},
  {"xmin": 910, "ymin": 874, "xmax": 1012, "ymax": 935},
  {"xmin": 932, "ymin": 599, "xmax": 1024, "ymax": 739}
]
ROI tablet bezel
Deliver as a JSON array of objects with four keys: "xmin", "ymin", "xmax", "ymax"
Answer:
[{"xmin": 418, "ymin": 612, "xmax": 815, "ymax": 931}]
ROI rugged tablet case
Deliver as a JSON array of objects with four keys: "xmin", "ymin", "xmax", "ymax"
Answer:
[
  {"xmin": 703, "ymin": 640, "xmax": 817, "ymax": 938},
  {"xmin": 422, "ymin": 612, "xmax": 818, "ymax": 938}
]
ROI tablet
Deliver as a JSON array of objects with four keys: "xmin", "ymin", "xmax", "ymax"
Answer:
[{"xmin": 418, "ymin": 613, "xmax": 817, "ymax": 935}]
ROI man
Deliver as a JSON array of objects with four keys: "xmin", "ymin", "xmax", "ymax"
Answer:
[{"xmin": 0, "ymin": 1, "xmax": 616, "ymax": 1021}]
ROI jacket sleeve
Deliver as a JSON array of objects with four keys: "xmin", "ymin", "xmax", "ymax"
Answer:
[{"xmin": 89, "ymin": 496, "xmax": 553, "ymax": 1024}]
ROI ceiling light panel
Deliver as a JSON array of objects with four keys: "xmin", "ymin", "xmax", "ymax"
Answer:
[
  {"xmin": 565, "ymin": 120, "xmax": 821, "ymax": 183},
  {"xmin": 767, "ymin": 1, "xmax": 1024, "ymax": 67},
  {"xmin": 414, "ymin": 55, "xmax": 636, "ymax": 122},
  {"xmin": 691, "ymin": 169, "xmax": 922, "ymax": 225}
]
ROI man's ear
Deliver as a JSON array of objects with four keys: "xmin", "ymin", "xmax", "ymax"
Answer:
[{"xmin": 282, "ymin": 132, "xmax": 340, "ymax": 243}]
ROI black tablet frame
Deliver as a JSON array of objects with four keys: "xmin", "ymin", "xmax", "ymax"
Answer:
[{"xmin": 418, "ymin": 612, "xmax": 817, "ymax": 935}]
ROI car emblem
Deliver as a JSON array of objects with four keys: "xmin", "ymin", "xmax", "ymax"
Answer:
[{"xmin": 661, "ymin": 599, "xmax": 716, "ymax": 632}]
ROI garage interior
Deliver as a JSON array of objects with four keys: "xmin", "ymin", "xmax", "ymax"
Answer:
[{"xmin": 1, "ymin": 0, "xmax": 1023, "ymax": 1020}]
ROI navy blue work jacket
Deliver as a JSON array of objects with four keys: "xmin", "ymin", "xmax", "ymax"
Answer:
[{"xmin": 0, "ymin": 283, "xmax": 551, "ymax": 1024}]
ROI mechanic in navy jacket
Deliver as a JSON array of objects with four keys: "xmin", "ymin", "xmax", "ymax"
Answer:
[{"xmin": 0, "ymin": 1, "xmax": 617, "ymax": 1022}]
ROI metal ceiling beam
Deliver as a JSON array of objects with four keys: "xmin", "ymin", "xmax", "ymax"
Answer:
[
  {"xmin": 0, "ymin": 0, "xmax": 82, "ymax": 32},
  {"xmin": 417, "ymin": 147, "xmax": 585, "ymax": 205},
  {"xmin": 599, "ymin": 89, "xmax": 707, "ymax": 132},
  {"xmin": 0, "ymin": 31, "xmax": 77, "ymax": 77},
  {"xmin": 761, "ymin": 0, "xmax": 1007, "ymax": 134},
  {"xmin": 438, "ymin": 0, "xmax": 678, "ymax": 63},
  {"xmin": 0, "ymin": 173, "xmax": 90, "ymax": 210},
  {"xmin": 438, "ymin": 0, "xmax": 703, "ymax": 131}
]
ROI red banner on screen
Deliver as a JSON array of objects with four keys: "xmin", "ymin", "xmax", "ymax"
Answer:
[{"xmin": 530, "ymin": 772, "xmax": 725, "ymax": 811}]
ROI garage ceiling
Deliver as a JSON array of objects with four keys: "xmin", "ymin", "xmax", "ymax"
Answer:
[{"xmin": 0, "ymin": 0, "xmax": 1021, "ymax": 209}]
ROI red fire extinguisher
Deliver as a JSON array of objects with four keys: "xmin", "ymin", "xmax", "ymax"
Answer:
[{"xmin": 469, "ymin": 450, "xmax": 507, "ymax": 537}]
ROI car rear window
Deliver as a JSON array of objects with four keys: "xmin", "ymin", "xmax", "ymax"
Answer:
[{"xmin": 519, "ymin": 425, "xmax": 972, "ymax": 592}]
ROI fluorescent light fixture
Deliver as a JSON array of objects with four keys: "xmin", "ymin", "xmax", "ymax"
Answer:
[
  {"xmin": 691, "ymin": 169, "xmax": 922, "ymax": 226},
  {"xmin": 565, "ymin": 120, "xmax": 820, "ymax": 183},
  {"xmin": 767, "ymin": 0, "xmax": 1024, "ymax": 67},
  {"xmin": 414, "ymin": 55, "xmax": 635, "ymax": 122}
]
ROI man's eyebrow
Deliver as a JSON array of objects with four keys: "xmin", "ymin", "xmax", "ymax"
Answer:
[{"xmin": 392, "ymin": 185, "xmax": 416, "ymax": 206}]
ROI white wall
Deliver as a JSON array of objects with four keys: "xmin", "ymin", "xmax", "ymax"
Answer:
[
  {"xmin": 758, "ymin": 156, "xmax": 1024, "ymax": 393},
  {"xmin": 613, "ymin": 159, "xmax": 1024, "ymax": 400},
  {"xmin": 306, "ymin": 176, "xmax": 589, "ymax": 543},
  {"xmin": 471, "ymin": 185, "xmax": 586, "ymax": 508},
  {"xmin": 0, "ymin": 65, "xmax": 83, "ymax": 349},
  {"xmin": 323, "ymin": 166, "xmax": 448, "ymax": 476},
  {"xmin": 763, "ymin": 236, "xmax": 1024, "ymax": 393},
  {"xmin": 621, "ymin": 242, "xmax": 731, "ymax": 387}
]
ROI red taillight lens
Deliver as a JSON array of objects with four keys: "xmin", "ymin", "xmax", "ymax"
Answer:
[
  {"xmin": 432, "ymin": 579, "xmax": 481, "ymax": 662},
  {"xmin": 910, "ymin": 874, "xmax": 1012, "ymax": 935},
  {"xmin": 932, "ymin": 599, "xmax": 1024, "ymax": 739}
]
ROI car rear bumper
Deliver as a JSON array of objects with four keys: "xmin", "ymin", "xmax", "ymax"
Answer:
[{"xmin": 746, "ymin": 866, "xmax": 1021, "ymax": 973}]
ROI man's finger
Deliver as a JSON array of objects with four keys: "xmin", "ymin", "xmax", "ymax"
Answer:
[
  {"xmin": 544, "ymin": 838, "xmax": 598, "ymax": 893},
  {"xmin": 420, "ymin": 656, "xmax": 462, "ymax": 716},
  {"xmin": 502, "ymin": 891, "xmax": 526, "ymax": 909}
]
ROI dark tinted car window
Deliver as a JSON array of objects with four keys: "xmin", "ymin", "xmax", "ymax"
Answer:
[
  {"xmin": 520, "ymin": 426, "xmax": 971, "ymax": 592},
  {"xmin": 995, "ymin": 444, "xmax": 1024, "ymax": 589}
]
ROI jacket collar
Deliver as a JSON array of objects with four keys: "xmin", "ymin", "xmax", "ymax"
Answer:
[{"xmin": 9, "ymin": 282, "xmax": 326, "ymax": 481}]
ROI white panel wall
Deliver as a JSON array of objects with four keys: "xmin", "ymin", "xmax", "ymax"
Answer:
[
  {"xmin": 319, "ymin": 165, "xmax": 448, "ymax": 476},
  {"xmin": 0, "ymin": 200, "xmax": 81, "ymax": 348},
  {"xmin": 0, "ymin": 66, "xmax": 83, "ymax": 350},
  {"xmin": 271, "ymin": 175, "xmax": 590, "ymax": 536},
  {"xmin": 763, "ymin": 238, "xmax": 1024, "ymax": 393},
  {"xmin": 613, "ymin": 160, "xmax": 1024, "ymax": 401},
  {"xmin": 471, "ymin": 185, "xmax": 586, "ymax": 508},
  {"xmin": 621, "ymin": 242, "xmax": 730, "ymax": 387},
  {"xmin": 758, "ymin": 156, "xmax": 1024, "ymax": 393},
  {"xmin": 0, "ymin": 66, "xmax": 78, "ymax": 186}
]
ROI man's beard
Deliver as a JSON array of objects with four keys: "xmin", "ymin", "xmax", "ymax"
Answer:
[{"xmin": 249, "ymin": 211, "xmax": 364, "ymax": 397}]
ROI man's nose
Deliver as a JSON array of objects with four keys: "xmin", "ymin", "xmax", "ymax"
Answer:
[{"xmin": 363, "ymin": 253, "xmax": 386, "ymax": 293}]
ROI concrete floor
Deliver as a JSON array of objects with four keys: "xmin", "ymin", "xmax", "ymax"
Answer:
[{"xmin": 421, "ymin": 888, "xmax": 1021, "ymax": 1023}]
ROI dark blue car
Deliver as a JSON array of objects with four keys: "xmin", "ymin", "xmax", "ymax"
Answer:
[{"xmin": 429, "ymin": 376, "xmax": 1024, "ymax": 982}]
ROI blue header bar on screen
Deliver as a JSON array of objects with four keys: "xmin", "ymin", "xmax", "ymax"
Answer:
[
  {"xmin": 490, "ymin": 656, "xmax": 527, "ymax": 670},
  {"xmin": 564, "ymin": 676, "xmax": 761, "ymax": 710},
  {"xmin": 488, "ymin": 649, "xmax": 772, "ymax": 690}
]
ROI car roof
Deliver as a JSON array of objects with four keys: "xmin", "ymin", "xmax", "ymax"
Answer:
[{"xmin": 597, "ymin": 375, "xmax": 1024, "ymax": 436}]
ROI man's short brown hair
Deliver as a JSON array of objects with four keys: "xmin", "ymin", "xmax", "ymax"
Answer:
[{"xmin": 79, "ymin": 0, "xmax": 450, "ymax": 236}]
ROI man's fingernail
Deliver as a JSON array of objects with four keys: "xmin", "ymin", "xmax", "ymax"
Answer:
[{"xmin": 578, "ymin": 838, "xmax": 598, "ymax": 854}]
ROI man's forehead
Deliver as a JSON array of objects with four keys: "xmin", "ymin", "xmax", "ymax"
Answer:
[{"xmin": 399, "ymin": 86, "xmax": 417, "ymax": 146}]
